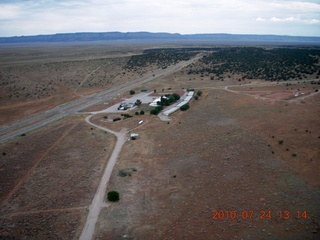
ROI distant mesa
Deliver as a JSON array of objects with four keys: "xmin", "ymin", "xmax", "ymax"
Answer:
[{"xmin": 0, "ymin": 32, "xmax": 319, "ymax": 44}]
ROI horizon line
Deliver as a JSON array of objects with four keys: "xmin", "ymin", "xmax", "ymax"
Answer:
[{"xmin": 1, "ymin": 31, "xmax": 320, "ymax": 39}]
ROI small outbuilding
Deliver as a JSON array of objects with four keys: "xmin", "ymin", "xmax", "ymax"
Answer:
[{"xmin": 130, "ymin": 133, "xmax": 139, "ymax": 140}]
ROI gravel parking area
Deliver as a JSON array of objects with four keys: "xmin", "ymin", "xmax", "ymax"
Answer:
[{"xmin": 90, "ymin": 92, "xmax": 157, "ymax": 114}]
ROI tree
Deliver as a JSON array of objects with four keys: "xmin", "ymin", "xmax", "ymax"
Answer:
[
  {"xmin": 180, "ymin": 103, "xmax": 190, "ymax": 111},
  {"xmin": 172, "ymin": 93, "xmax": 180, "ymax": 101},
  {"xmin": 197, "ymin": 90, "xmax": 203, "ymax": 96},
  {"xmin": 140, "ymin": 110, "xmax": 145, "ymax": 115},
  {"xmin": 150, "ymin": 106, "xmax": 163, "ymax": 115},
  {"xmin": 135, "ymin": 99, "xmax": 142, "ymax": 106},
  {"xmin": 168, "ymin": 95, "xmax": 175, "ymax": 104},
  {"xmin": 130, "ymin": 90, "xmax": 135, "ymax": 95},
  {"xmin": 107, "ymin": 191, "xmax": 120, "ymax": 202},
  {"xmin": 150, "ymin": 109, "xmax": 159, "ymax": 115}
]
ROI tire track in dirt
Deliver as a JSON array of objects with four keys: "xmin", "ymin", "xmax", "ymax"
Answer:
[
  {"xmin": 0, "ymin": 122, "xmax": 80, "ymax": 207},
  {"xmin": 74, "ymin": 66, "xmax": 101, "ymax": 96},
  {"xmin": 2, "ymin": 206, "xmax": 86, "ymax": 217}
]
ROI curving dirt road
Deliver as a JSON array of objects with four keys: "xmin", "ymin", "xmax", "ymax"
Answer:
[{"xmin": 79, "ymin": 115, "xmax": 127, "ymax": 240}]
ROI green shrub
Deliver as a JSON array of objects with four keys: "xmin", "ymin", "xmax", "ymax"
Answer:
[
  {"xmin": 150, "ymin": 109, "xmax": 159, "ymax": 115},
  {"xmin": 140, "ymin": 110, "xmax": 145, "ymax": 115},
  {"xmin": 118, "ymin": 168, "xmax": 137, "ymax": 177},
  {"xmin": 172, "ymin": 93, "xmax": 180, "ymax": 101},
  {"xmin": 130, "ymin": 90, "xmax": 135, "ymax": 95},
  {"xmin": 123, "ymin": 114, "xmax": 132, "ymax": 118},
  {"xmin": 107, "ymin": 191, "xmax": 120, "ymax": 202},
  {"xmin": 135, "ymin": 99, "xmax": 142, "ymax": 106},
  {"xmin": 197, "ymin": 90, "xmax": 203, "ymax": 96},
  {"xmin": 113, "ymin": 117, "xmax": 121, "ymax": 122},
  {"xmin": 150, "ymin": 106, "xmax": 163, "ymax": 115},
  {"xmin": 180, "ymin": 103, "xmax": 190, "ymax": 111}
]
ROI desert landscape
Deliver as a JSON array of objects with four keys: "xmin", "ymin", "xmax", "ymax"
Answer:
[{"xmin": 0, "ymin": 43, "xmax": 319, "ymax": 240}]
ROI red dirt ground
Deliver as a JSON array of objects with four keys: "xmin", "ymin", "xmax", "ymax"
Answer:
[
  {"xmin": 0, "ymin": 115, "xmax": 116, "ymax": 239},
  {"xmin": 93, "ymin": 83, "xmax": 320, "ymax": 240}
]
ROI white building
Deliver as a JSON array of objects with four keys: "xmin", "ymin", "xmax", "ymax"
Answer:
[{"xmin": 149, "ymin": 96, "xmax": 167, "ymax": 107}]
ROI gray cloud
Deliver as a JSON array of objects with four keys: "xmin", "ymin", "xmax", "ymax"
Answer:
[{"xmin": 0, "ymin": 0, "xmax": 319, "ymax": 37}]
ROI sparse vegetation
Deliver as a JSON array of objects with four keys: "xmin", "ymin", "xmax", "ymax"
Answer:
[
  {"xmin": 1, "ymin": 45, "xmax": 319, "ymax": 240},
  {"xmin": 188, "ymin": 47, "xmax": 320, "ymax": 81},
  {"xmin": 118, "ymin": 168, "xmax": 137, "ymax": 177},
  {"xmin": 125, "ymin": 48, "xmax": 197, "ymax": 69}
]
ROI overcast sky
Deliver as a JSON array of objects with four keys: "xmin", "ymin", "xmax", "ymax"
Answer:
[{"xmin": 0, "ymin": 0, "xmax": 319, "ymax": 37}]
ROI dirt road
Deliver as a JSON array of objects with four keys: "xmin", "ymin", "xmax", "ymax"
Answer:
[{"xmin": 79, "ymin": 115, "xmax": 127, "ymax": 240}]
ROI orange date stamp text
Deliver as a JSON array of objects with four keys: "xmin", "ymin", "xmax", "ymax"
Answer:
[{"xmin": 212, "ymin": 209, "xmax": 307, "ymax": 220}]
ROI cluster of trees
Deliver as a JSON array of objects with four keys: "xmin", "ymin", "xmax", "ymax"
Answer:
[
  {"xmin": 157, "ymin": 93, "xmax": 180, "ymax": 106},
  {"xmin": 188, "ymin": 47, "xmax": 320, "ymax": 81},
  {"xmin": 150, "ymin": 106, "xmax": 163, "ymax": 115},
  {"xmin": 125, "ymin": 49, "xmax": 197, "ymax": 69},
  {"xmin": 150, "ymin": 93, "xmax": 181, "ymax": 115},
  {"xmin": 135, "ymin": 110, "xmax": 145, "ymax": 115}
]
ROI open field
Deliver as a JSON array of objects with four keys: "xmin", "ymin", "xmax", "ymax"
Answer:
[
  {"xmin": 0, "ymin": 44, "xmax": 319, "ymax": 239},
  {"xmin": 0, "ymin": 45, "xmax": 129, "ymax": 126},
  {"xmin": 0, "ymin": 115, "xmax": 116, "ymax": 239},
  {"xmin": 94, "ymin": 82, "xmax": 320, "ymax": 240}
]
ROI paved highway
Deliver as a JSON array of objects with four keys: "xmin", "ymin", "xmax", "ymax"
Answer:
[{"xmin": 0, "ymin": 54, "xmax": 203, "ymax": 143}]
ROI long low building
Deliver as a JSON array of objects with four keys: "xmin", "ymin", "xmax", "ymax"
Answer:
[
  {"xmin": 149, "ymin": 96, "xmax": 167, "ymax": 107},
  {"xmin": 163, "ymin": 107, "xmax": 179, "ymax": 116},
  {"xmin": 163, "ymin": 91, "xmax": 194, "ymax": 116}
]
